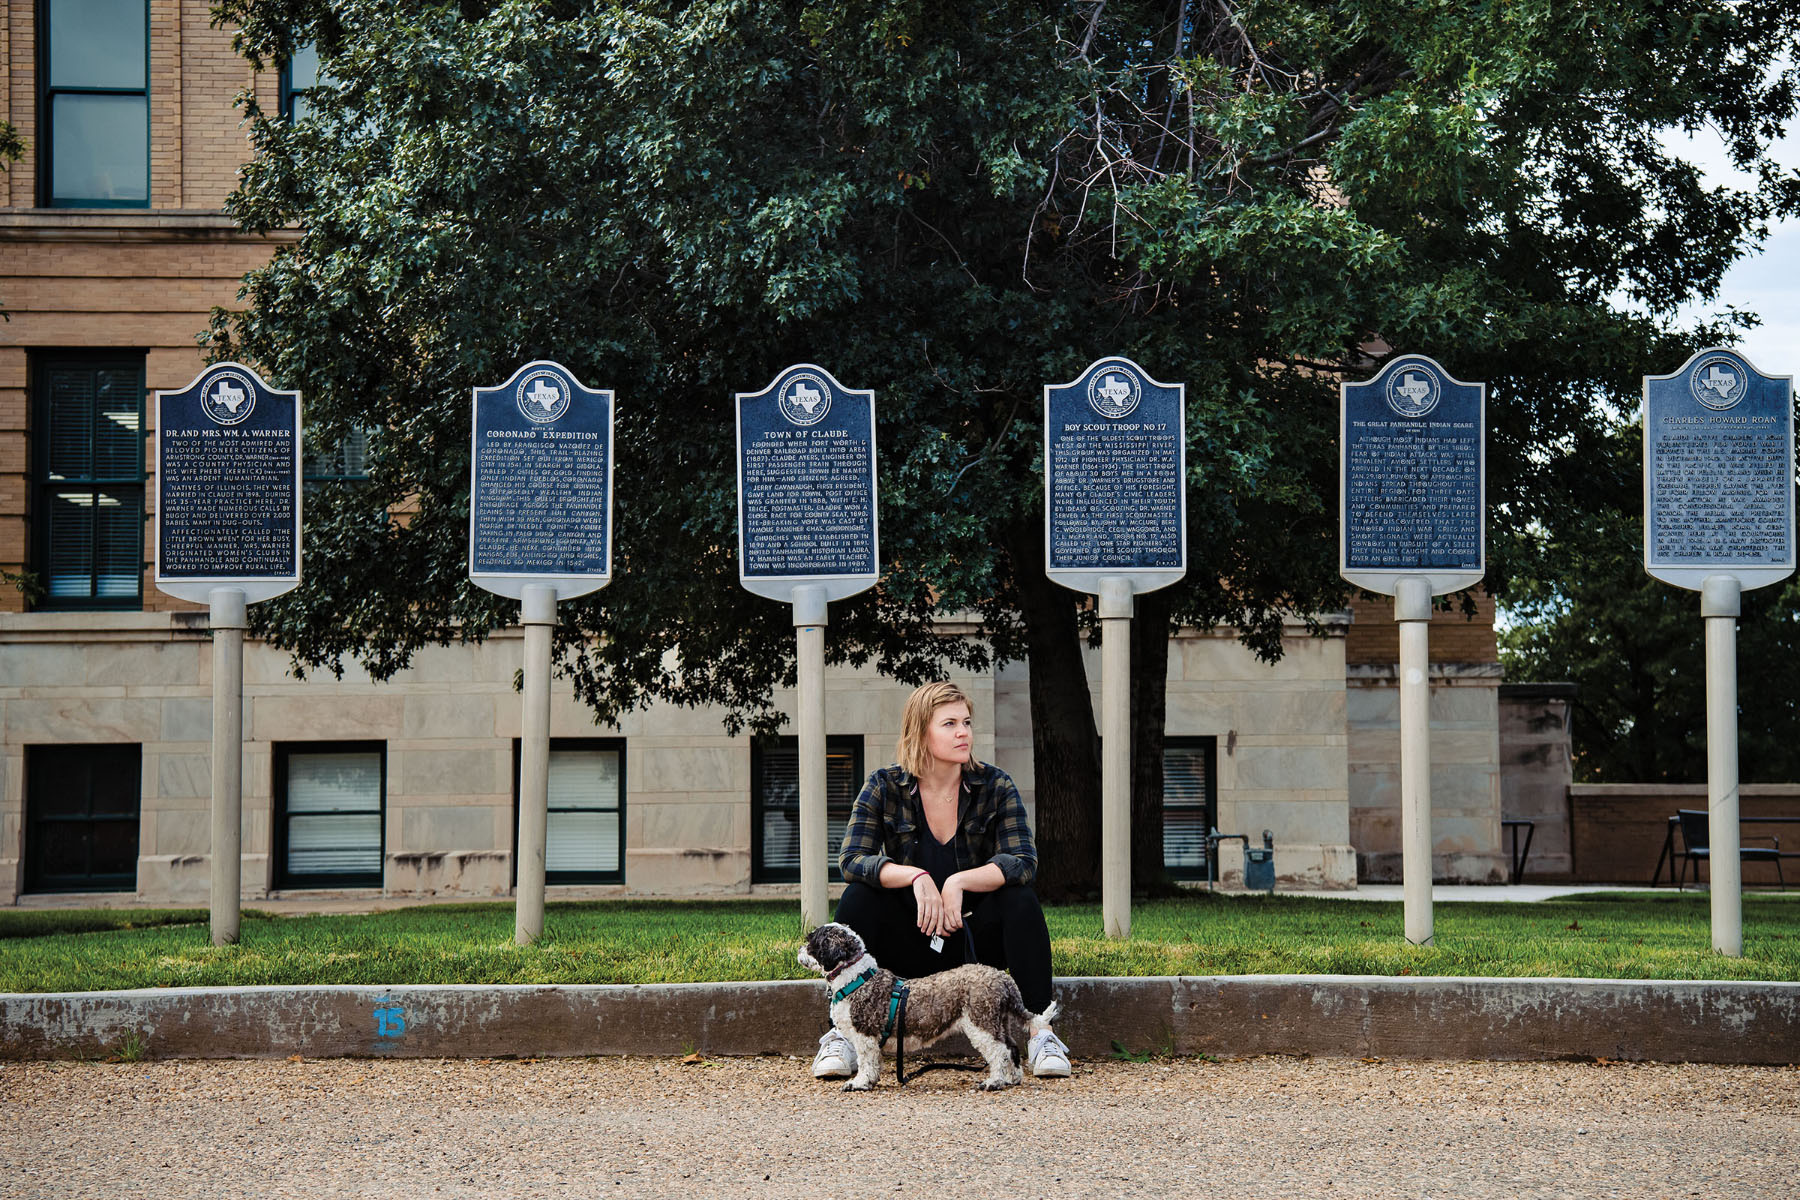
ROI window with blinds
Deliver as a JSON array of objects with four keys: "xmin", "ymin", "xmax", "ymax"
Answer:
[
  {"xmin": 751, "ymin": 737, "xmax": 863, "ymax": 884},
  {"xmin": 40, "ymin": 0, "xmax": 150, "ymax": 206},
  {"xmin": 33, "ymin": 354, "xmax": 145, "ymax": 608},
  {"xmin": 512, "ymin": 740, "xmax": 624, "ymax": 885},
  {"xmin": 303, "ymin": 424, "xmax": 372, "ymax": 485},
  {"xmin": 274, "ymin": 744, "xmax": 384, "ymax": 889},
  {"xmin": 1163, "ymin": 737, "xmax": 1218, "ymax": 881}
]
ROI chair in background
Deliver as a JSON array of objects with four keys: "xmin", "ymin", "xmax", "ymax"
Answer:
[{"xmin": 1675, "ymin": 809, "xmax": 1785, "ymax": 890}]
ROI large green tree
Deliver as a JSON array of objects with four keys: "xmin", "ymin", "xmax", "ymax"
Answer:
[{"xmin": 210, "ymin": 0, "xmax": 1799, "ymax": 896}]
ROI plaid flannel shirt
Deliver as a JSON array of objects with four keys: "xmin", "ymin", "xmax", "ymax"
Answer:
[{"xmin": 838, "ymin": 763, "xmax": 1037, "ymax": 887}]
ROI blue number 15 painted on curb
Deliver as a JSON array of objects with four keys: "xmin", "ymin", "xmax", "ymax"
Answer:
[{"xmin": 373, "ymin": 998, "xmax": 407, "ymax": 1038}]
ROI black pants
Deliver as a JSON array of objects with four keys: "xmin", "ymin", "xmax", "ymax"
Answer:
[{"xmin": 833, "ymin": 880, "xmax": 1055, "ymax": 1013}]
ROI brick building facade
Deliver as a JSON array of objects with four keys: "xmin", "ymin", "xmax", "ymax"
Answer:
[
  {"xmin": 2, "ymin": 0, "xmax": 290, "ymax": 616},
  {"xmin": 0, "ymin": 1, "xmax": 1506, "ymax": 904}
]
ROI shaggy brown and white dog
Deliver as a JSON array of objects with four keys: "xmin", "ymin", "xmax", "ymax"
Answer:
[{"xmin": 797, "ymin": 922, "xmax": 1060, "ymax": 1091}]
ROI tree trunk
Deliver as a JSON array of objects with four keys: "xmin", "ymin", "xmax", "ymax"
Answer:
[
  {"xmin": 1130, "ymin": 586, "xmax": 1173, "ymax": 894},
  {"xmin": 1005, "ymin": 519, "xmax": 1101, "ymax": 901}
]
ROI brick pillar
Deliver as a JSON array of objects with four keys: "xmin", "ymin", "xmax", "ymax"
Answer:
[
  {"xmin": 150, "ymin": 0, "xmax": 183, "ymax": 208},
  {"xmin": 5, "ymin": 0, "xmax": 38, "ymax": 210}
]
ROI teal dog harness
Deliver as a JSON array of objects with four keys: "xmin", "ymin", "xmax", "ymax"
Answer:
[
  {"xmin": 831, "ymin": 968, "xmax": 876, "ymax": 1005},
  {"xmin": 830, "ymin": 968, "xmax": 919, "ymax": 1083}
]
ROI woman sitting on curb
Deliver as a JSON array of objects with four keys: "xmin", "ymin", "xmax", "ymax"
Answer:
[{"xmin": 813, "ymin": 680, "xmax": 1070, "ymax": 1080}]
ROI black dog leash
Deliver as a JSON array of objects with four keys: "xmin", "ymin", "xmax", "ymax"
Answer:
[
  {"xmin": 885, "ymin": 924, "xmax": 985, "ymax": 1086},
  {"xmin": 882, "ymin": 978, "xmax": 911, "ymax": 1081}
]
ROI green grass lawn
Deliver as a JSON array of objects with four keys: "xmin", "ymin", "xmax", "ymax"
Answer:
[{"xmin": 1, "ymin": 892, "xmax": 1796, "ymax": 993}]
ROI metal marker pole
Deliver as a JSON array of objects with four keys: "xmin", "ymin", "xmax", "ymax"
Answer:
[
  {"xmin": 794, "ymin": 585, "xmax": 830, "ymax": 929},
  {"xmin": 1703, "ymin": 574, "xmax": 1743, "ymax": 957},
  {"xmin": 1395, "ymin": 575, "xmax": 1434, "ymax": 947},
  {"xmin": 1100, "ymin": 576, "xmax": 1133, "ymax": 939},
  {"xmin": 209, "ymin": 587, "xmax": 247, "ymax": 947},
  {"xmin": 515, "ymin": 584, "xmax": 557, "ymax": 946}
]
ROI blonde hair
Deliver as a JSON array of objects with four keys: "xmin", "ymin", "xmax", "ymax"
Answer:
[{"xmin": 896, "ymin": 681, "xmax": 980, "ymax": 778}]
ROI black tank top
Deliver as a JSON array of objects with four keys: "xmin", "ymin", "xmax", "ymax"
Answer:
[{"xmin": 916, "ymin": 825, "xmax": 957, "ymax": 890}]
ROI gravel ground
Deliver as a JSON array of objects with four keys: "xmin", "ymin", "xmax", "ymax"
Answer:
[{"xmin": 2, "ymin": 1055, "xmax": 1794, "ymax": 1199}]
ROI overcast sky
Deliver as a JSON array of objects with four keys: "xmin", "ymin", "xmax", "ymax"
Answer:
[{"xmin": 1665, "ymin": 123, "xmax": 1799, "ymax": 376}]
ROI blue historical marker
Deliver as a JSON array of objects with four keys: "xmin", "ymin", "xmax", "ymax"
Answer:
[
  {"xmin": 1642, "ymin": 350, "xmax": 1796, "ymax": 959},
  {"xmin": 468, "ymin": 361, "xmax": 614, "ymax": 601},
  {"xmin": 1043, "ymin": 356, "xmax": 1185, "ymax": 940},
  {"xmin": 469, "ymin": 361, "xmax": 615, "ymax": 947},
  {"xmin": 736, "ymin": 364, "xmax": 879, "ymax": 603},
  {"xmin": 736, "ymin": 363, "xmax": 879, "ymax": 929},
  {"xmin": 1340, "ymin": 353, "xmax": 1485, "ymax": 948},
  {"xmin": 1340, "ymin": 354, "xmax": 1485, "ymax": 596},
  {"xmin": 154, "ymin": 361, "xmax": 303, "ymax": 947},
  {"xmin": 1644, "ymin": 347, "xmax": 1795, "ymax": 592},
  {"xmin": 1043, "ymin": 357, "xmax": 1187, "ymax": 596},
  {"xmin": 154, "ymin": 362, "xmax": 301, "ymax": 604}
]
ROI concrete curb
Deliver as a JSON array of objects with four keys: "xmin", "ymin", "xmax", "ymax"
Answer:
[{"xmin": 3, "ymin": 976, "xmax": 1797, "ymax": 1064}]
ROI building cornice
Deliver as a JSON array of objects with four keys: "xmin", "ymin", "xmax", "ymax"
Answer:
[{"xmin": 0, "ymin": 210, "xmax": 299, "ymax": 244}]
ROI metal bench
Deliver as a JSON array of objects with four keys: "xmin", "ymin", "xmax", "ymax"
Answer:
[{"xmin": 1672, "ymin": 809, "xmax": 1785, "ymax": 890}]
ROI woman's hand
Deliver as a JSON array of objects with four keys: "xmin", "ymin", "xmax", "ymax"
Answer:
[
  {"xmin": 912, "ymin": 872, "xmax": 949, "ymax": 936},
  {"xmin": 939, "ymin": 875, "xmax": 967, "ymax": 933}
]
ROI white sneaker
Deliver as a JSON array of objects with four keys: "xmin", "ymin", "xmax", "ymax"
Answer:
[
  {"xmin": 811, "ymin": 1029, "xmax": 857, "ymax": 1078},
  {"xmin": 1029, "ymin": 1029, "xmax": 1071, "ymax": 1077}
]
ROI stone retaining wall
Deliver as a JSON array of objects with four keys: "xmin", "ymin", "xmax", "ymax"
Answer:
[{"xmin": 5, "ymin": 976, "xmax": 1795, "ymax": 1065}]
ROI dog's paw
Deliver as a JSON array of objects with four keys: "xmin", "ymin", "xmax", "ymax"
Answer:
[
  {"xmin": 976, "ymin": 1079, "xmax": 1014, "ymax": 1092},
  {"xmin": 841, "ymin": 1079, "xmax": 873, "ymax": 1092}
]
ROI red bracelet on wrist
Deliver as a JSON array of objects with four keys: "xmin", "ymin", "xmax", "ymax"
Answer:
[{"xmin": 908, "ymin": 869, "xmax": 929, "ymax": 887}]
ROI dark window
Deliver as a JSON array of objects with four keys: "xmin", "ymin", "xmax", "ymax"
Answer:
[
  {"xmin": 280, "ymin": 42, "xmax": 325, "ymax": 122},
  {"xmin": 752, "ymin": 736, "xmax": 862, "ymax": 884},
  {"xmin": 39, "ymin": 0, "xmax": 149, "ymax": 206},
  {"xmin": 303, "ymin": 425, "xmax": 371, "ymax": 487},
  {"xmin": 512, "ymin": 739, "xmax": 626, "ymax": 885},
  {"xmin": 32, "ymin": 352, "xmax": 145, "ymax": 608},
  {"xmin": 273, "ymin": 743, "xmax": 385, "ymax": 889},
  {"xmin": 24, "ymin": 744, "xmax": 140, "ymax": 892},
  {"xmin": 1163, "ymin": 737, "xmax": 1218, "ymax": 881}
]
